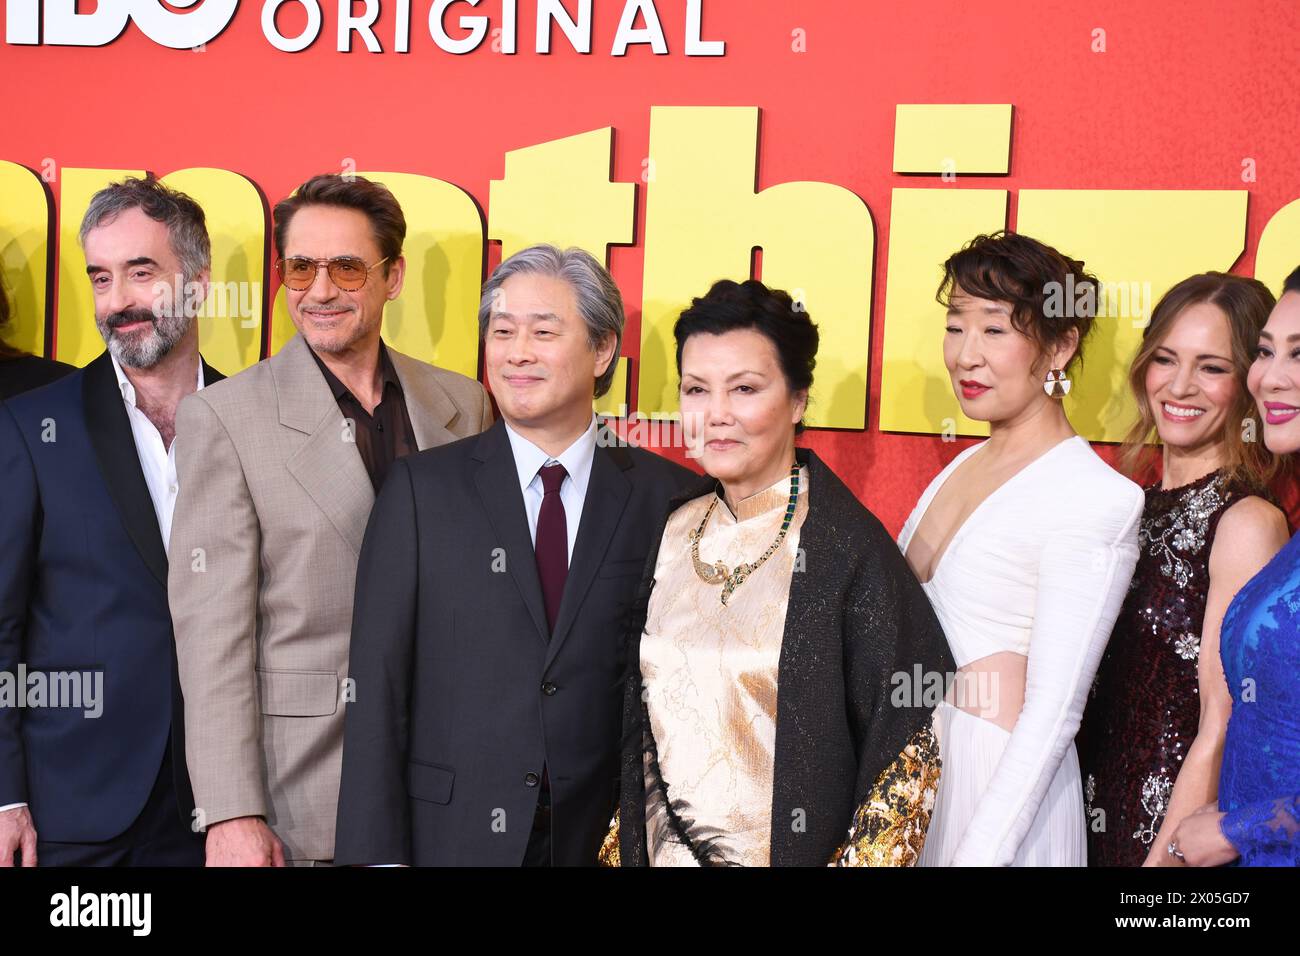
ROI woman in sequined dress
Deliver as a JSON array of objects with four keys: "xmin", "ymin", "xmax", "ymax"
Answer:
[
  {"xmin": 1171, "ymin": 266, "xmax": 1300, "ymax": 867},
  {"xmin": 1078, "ymin": 273, "xmax": 1289, "ymax": 867}
]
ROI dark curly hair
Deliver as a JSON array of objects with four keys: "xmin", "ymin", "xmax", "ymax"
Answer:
[
  {"xmin": 673, "ymin": 278, "xmax": 819, "ymax": 433},
  {"xmin": 937, "ymin": 230, "xmax": 1099, "ymax": 376}
]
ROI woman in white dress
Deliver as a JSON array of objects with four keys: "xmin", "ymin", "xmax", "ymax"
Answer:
[{"xmin": 901, "ymin": 231, "xmax": 1145, "ymax": 866}]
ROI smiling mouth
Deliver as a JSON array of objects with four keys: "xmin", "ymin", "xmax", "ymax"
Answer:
[
  {"xmin": 1264, "ymin": 403, "xmax": 1300, "ymax": 424},
  {"xmin": 1162, "ymin": 402, "xmax": 1205, "ymax": 420}
]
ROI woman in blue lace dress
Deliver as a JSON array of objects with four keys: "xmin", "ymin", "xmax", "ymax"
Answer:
[{"xmin": 1171, "ymin": 266, "xmax": 1300, "ymax": 867}]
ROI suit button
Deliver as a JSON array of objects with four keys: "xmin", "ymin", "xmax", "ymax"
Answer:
[
  {"xmin": 541, "ymin": 681, "xmax": 557, "ymax": 696},
  {"xmin": 525, "ymin": 772, "xmax": 540, "ymax": 787}
]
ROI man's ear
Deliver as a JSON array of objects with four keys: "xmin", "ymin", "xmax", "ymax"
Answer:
[
  {"xmin": 184, "ymin": 269, "xmax": 210, "ymax": 318},
  {"xmin": 385, "ymin": 255, "xmax": 407, "ymax": 300},
  {"xmin": 593, "ymin": 330, "xmax": 619, "ymax": 380}
]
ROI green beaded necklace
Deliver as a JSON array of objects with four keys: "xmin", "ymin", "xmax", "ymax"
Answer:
[{"xmin": 688, "ymin": 461, "xmax": 801, "ymax": 606}]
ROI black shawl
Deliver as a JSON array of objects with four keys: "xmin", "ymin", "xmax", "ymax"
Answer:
[{"xmin": 616, "ymin": 446, "xmax": 955, "ymax": 866}]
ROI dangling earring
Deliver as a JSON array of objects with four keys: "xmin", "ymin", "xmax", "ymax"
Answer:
[{"xmin": 1044, "ymin": 367, "xmax": 1071, "ymax": 398}]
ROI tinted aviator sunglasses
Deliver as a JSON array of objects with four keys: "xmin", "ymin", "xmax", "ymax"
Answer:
[{"xmin": 275, "ymin": 255, "xmax": 391, "ymax": 291}]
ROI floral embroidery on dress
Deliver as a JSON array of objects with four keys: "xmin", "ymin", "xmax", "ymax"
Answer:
[
  {"xmin": 1132, "ymin": 771, "xmax": 1173, "ymax": 845},
  {"xmin": 1173, "ymin": 632, "xmax": 1200, "ymax": 661},
  {"xmin": 1139, "ymin": 473, "xmax": 1226, "ymax": 590}
]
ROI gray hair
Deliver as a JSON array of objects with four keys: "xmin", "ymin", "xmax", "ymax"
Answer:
[
  {"xmin": 79, "ymin": 174, "xmax": 211, "ymax": 283},
  {"xmin": 478, "ymin": 244, "xmax": 623, "ymax": 398}
]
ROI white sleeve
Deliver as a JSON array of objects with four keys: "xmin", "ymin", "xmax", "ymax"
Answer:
[{"xmin": 949, "ymin": 482, "xmax": 1143, "ymax": 866}]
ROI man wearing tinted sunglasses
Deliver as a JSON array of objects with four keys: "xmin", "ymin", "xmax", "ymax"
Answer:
[{"xmin": 167, "ymin": 173, "xmax": 494, "ymax": 866}]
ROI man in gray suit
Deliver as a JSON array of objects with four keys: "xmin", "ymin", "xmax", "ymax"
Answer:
[{"xmin": 168, "ymin": 174, "xmax": 492, "ymax": 866}]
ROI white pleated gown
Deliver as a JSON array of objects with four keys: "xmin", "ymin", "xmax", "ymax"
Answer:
[{"xmin": 897, "ymin": 436, "xmax": 1143, "ymax": 867}]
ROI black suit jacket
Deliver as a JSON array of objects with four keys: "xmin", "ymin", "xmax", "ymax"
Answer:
[
  {"xmin": 0, "ymin": 351, "xmax": 222, "ymax": 842},
  {"xmin": 333, "ymin": 418, "xmax": 697, "ymax": 866},
  {"xmin": 0, "ymin": 353, "xmax": 76, "ymax": 401}
]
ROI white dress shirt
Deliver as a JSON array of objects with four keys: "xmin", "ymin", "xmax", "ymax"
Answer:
[
  {"xmin": 110, "ymin": 353, "xmax": 206, "ymax": 553},
  {"xmin": 503, "ymin": 415, "xmax": 598, "ymax": 566},
  {"xmin": 0, "ymin": 356, "xmax": 207, "ymax": 817}
]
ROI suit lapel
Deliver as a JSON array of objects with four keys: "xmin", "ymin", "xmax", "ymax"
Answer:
[
  {"xmin": 82, "ymin": 352, "xmax": 169, "ymax": 589},
  {"xmin": 545, "ymin": 431, "xmax": 633, "ymax": 669},
  {"xmin": 200, "ymin": 356, "xmax": 226, "ymax": 387},
  {"xmin": 472, "ymin": 421, "xmax": 550, "ymax": 646},
  {"xmin": 275, "ymin": 334, "xmax": 375, "ymax": 555},
  {"xmin": 387, "ymin": 347, "xmax": 459, "ymax": 451}
]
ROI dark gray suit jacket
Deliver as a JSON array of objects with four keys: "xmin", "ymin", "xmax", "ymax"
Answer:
[{"xmin": 333, "ymin": 418, "xmax": 697, "ymax": 866}]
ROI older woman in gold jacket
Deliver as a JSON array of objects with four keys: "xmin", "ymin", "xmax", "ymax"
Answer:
[{"xmin": 603, "ymin": 279, "xmax": 953, "ymax": 866}]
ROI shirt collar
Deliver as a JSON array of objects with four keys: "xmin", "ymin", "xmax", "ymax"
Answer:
[
  {"xmin": 110, "ymin": 351, "xmax": 206, "ymax": 409},
  {"xmin": 503, "ymin": 415, "xmax": 599, "ymax": 499},
  {"xmin": 308, "ymin": 339, "xmax": 403, "ymax": 403},
  {"xmin": 717, "ymin": 463, "xmax": 806, "ymax": 523}
]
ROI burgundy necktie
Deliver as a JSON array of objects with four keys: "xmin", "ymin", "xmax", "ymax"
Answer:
[{"xmin": 534, "ymin": 462, "xmax": 568, "ymax": 636}]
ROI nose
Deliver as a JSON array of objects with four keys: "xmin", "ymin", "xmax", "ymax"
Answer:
[
  {"xmin": 707, "ymin": 388, "xmax": 734, "ymax": 425},
  {"xmin": 506, "ymin": 332, "xmax": 535, "ymax": 366},
  {"xmin": 1168, "ymin": 361, "xmax": 1197, "ymax": 398},
  {"xmin": 104, "ymin": 276, "xmax": 134, "ymax": 317},
  {"xmin": 955, "ymin": 331, "xmax": 984, "ymax": 370},
  {"xmin": 1258, "ymin": 352, "xmax": 1294, "ymax": 395},
  {"xmin": 304, "ymin": 262, "xmax": 340, "ymax": 302}
]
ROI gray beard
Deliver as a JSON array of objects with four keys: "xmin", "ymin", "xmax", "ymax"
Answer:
[{"xmin": 99, "ymin": 310, "xmax": 193, "ymax": 369}]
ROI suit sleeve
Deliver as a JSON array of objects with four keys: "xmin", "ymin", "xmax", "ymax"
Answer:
[
  {"xmin": 334, "ymin": 456, "xmax": 419, "ymax": 866},
  {"xmin": 950, "ymin": 485, "xmax": 1143, "ymax": 866},
  {"xmin": 832, "ymin": 530, "xmax": 950, "ymax": 866},
  {"xmin": 0, "ymin": 404, "xmax": 36, "ymax": 806},
  {"xmin": 167, "ymin": 393, "xmax": 268, "ymax": 827},
  {"xmin": 477, "ymin": 382, "xmax": 494, "ymax": 432}
]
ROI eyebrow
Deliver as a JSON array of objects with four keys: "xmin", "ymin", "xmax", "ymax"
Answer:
[
  {"xmin": 1259, "ymin": 331, "xmax": 1300, "ymax": 343},
  {"xmin": 490, "ymin": 311, "xmax": 562, "ymax": 322},
  {"xmin": 85, "ymin": 257, "xmax": 160, "ymax": 276},
  {"xmin": 683, "ymin": 370, "xmax": 766, "ymax": 383},
  {"xmin": 1153, "ymin": 345, "xmax": 1233, "ymax": 362},
  {"xmin": 946, "ymin": 304, "xmax": 1009, "ymax": 317}
]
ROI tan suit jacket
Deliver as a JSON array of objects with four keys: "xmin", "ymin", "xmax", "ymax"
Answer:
[{"xmin": 168, "ymin": 333, "xmax": 492, "ymax": 861}]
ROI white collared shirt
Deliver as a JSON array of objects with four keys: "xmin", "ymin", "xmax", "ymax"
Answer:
[
  {"xmin": 503, "ymin": 415, "xmax": 598, "ymax": 567},
  {"xmin": 110, "ymin": 352, "xmax": 206, "ymax": 553}
]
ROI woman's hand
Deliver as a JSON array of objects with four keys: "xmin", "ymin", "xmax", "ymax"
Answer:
[{"xmin": 1169, "ymin": 803, "xmax": 1239, "ymax": 867}]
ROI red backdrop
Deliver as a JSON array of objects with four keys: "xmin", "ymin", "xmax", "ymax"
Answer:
[{"xmin": 4, "ymin": 0, "xmax": 1298, "ymax": 529}]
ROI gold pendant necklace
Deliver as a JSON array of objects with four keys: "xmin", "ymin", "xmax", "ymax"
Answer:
[{"xmin": 688, "ymin": 462, "xmax": 801, "ymax": 606}]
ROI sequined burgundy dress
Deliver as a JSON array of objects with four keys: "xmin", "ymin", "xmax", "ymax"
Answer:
[{"xmin": 1078, "ymin": 468, "xmax": 1258, "ymax": 866}]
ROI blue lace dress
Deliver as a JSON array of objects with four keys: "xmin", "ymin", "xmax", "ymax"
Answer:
[{"xmin": 1218, "ymin": 528, "xmax": 1300, "ymax": 866}]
